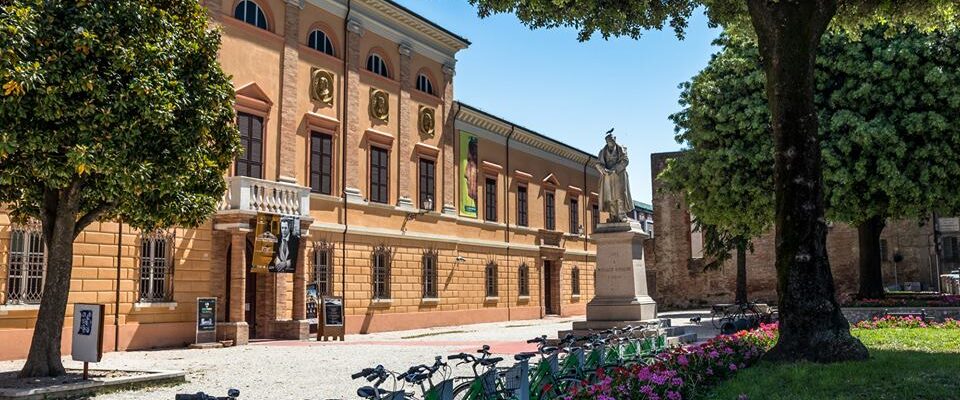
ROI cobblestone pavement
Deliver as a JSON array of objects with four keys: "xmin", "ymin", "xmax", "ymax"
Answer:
[{"xmin": 0, "ymin": 312, "xmax": 716, "ymax": 400}]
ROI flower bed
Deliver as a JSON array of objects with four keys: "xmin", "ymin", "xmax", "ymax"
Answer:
[
  {"xmin": 843, "ymin": 294, "xmax": 960, "ymax": 308},
  {"xmin": 853, "ymin": 315, "xmax": 960, "ymax": 329},
  {"xmin": 565, "ymin": 323, "xmax": 778, "ymax": 400}
]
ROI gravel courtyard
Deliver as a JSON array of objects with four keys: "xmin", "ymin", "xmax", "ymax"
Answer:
[{"xmin": 0, "ymin": 313, "xmax": 712, "ymax": 399}]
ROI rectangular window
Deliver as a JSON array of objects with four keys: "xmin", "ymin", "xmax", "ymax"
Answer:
[
  {"xmin": 235, "ymin": 112, "xmax": 263, "ymax": 179},
  {"xmin": 518, "ymin": 264, "xmax": 529, "ymax": 297},
  {"xmin": 517, "ymin": 185, "xmax": 528, "ymax": 227},
  {"xmin": 139, "ymin": 233, "xmax": 174, "ymax": 302},
  {"xmin": 422, "ymin": 252, "xmax": 438, "ymax": 298},
  {"xmin": 485, "ymin": 263, "xmax": 498, "ymax": 298},
  {"xmin": 545, "ymin": 191, "xmax": 556, "ymax": 230},
  {"xmin": 569, "ymin": 198, "xmax": 580, "ymax": 234},
  {"xmin": 945, "ymin": 236, "xmax": 960, "ymax": 262},
  {"xmin": 310, "ymin": 132, "xmax": 333, "ymax": 195},
  {"xmin": 484, "ymin": 177, "xmax": 497, "ymax": 222},
  {"xmin": 591, "ymin": 203, "xmax": 599, "ymax": 233},
  {"xmin": 372, "ymin": 248, "xmax": 391, "ymax": 300},
  {"xmin": 571, "ymin": 267, "xmax": 581, "ymax": 296},
  {"xmin": 369, "ymin": 146, "xmax": 389, "ymax": 204},
  {"xmin": 315, "ymin": 247, "xmax": 332, "ymax": 296},
  {"xmin": 5, "ymin": 225, "xmax": 45, "ymax": 304},
  {"xmin": 419, "ymin": 159, "xmax": 435, "ymax": 210}
]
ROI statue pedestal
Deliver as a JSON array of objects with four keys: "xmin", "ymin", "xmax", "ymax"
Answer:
[{"xmin": 572, "ymin": 221, "xmax": 657, "ymax": 331}]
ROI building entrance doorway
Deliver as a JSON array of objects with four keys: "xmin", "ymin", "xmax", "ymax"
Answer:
[{"xmin": 543, "ymin": 260, "xmax": 558, "ymax": 315}]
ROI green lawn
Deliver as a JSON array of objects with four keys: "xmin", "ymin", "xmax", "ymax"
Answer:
[{"xmin": 699, "ymin": 328, "xmax": 960, "ymax": 400}]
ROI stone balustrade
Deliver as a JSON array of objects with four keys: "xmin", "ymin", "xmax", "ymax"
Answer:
[{"xmin": 218, "ymin": 176, "xmax": 310, "ymax": 217}]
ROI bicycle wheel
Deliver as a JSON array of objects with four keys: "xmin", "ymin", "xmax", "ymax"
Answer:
[{"xmin": 451, "ymin": 381, "xmax": 475, "ymax": 400}]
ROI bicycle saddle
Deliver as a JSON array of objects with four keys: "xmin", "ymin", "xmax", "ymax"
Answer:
[
  {"xmin": 514, "ymin": 352, "xmax": 536, "ymax": 361},
  {"xmin": 357, "ymin": 386, "xmax": 389, "ymax": 398},
  {"xmin": 541, "ymin": 346, "xmax": 558, "ymax": 353},
  {"xmin": 479, "ymin": 357, "xmax": 503, "ymax": 366}
]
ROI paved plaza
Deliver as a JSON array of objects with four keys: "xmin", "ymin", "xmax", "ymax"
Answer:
[{"xmin": 0, "ymin": 313, "xmax": 712, "ymax": 399}]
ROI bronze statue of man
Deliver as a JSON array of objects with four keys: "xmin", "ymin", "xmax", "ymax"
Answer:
[{"xmin": 596, "ymin": 130, "xmax": 633, "ymax": 223}]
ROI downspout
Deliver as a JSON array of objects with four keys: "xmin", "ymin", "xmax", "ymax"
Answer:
[
  {"xmin": 341, "ymin": 0, "xmax": 352, "ymax": 324},
  {"xmin": 505, "ymin": 126, "xmax": 515, "ymax": 321},
  {"xmin": 115, "ymin": 219, "xmax": 122, "ymax": 352}
]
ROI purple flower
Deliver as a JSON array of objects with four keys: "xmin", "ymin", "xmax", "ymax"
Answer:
[
  {"xmin": 640, "ymin": 385, "xmax": 655, "ymax": 395},
  {"xmin": 708, "ymin": 350, "xmax": 719, "ymax": 359},
  {"xmin": 667, "ymin": 391, "xmax": 681, "ymax": 400},
  {"xmin": 729, "ymin": 363, "xmax": 738, "ymax": 371},
  {"xmin": 677, "ymin": 355, "xmax": 689, "ymax": 366}
]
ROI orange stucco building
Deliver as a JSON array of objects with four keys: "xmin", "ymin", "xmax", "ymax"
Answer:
[{"xmin": 0, "ymin": 0, "xmax": 604, "ymax": 360}]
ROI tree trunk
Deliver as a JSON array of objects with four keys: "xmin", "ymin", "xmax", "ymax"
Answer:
[
  {"xmin": 19, "ymin": 194, "xmax": 80, "ymax": 378},
  {"xmin": 857, "ymin": 216, "xmax": 886, "ymax": 299},
  {"xmin": 746, "ymin": 0, "xmax": 868, "ymax": 363},
  {"xmin": 735, "ymin": 241, "xmax": 748, "ymax": 304}
]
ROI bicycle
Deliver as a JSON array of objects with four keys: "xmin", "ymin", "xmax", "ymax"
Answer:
[
  {"xmin": 352, "ymin": 365, "xmax": 407, "ymax": 400},
  {"xmin": 175, "ymin": 389, "xmax": 240, "ymax": 400},
  {"xmin": 399, "ymin": 356, "xmax": 455, "ymax": 400}
]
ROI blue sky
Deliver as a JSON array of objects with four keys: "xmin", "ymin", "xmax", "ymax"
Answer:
[{"xmin": 395, "ymin": 1, "xmax": 720, "ymax": 204}]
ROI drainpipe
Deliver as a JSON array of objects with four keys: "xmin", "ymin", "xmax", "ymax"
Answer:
[
  {"xmin": 505, "ymin": 126, "xmax": 515, "ymax": 320},
  {"xmin": 341, "ymin": 0, "xmax": 352, "ymax": 326},
  {"xmin": 115, "ymin": 219, "xmax": 122, "ymax": 352}
]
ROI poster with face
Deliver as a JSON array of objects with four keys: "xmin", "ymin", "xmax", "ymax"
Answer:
[
  {"xmin": 459, "ymin": 132, "xmax": 479, "ymax": 218},
  {"xmin": 269, "ymin": 215, "xmax": 300, "ymax": 273},
  {"xmin": 306, "ymin": 283, "xmax": 319, "ymax": 324}
]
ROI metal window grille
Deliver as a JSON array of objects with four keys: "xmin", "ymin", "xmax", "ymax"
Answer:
[
  {"xmin": 518, "ymin": 263, "xmax": 529, "ymax": 297},
  {"xmin": 591, "ymin": 203, "xmax": 599, "ymax": 232},
  {"xmin": 139, "ymin": 230, "xmax": 174, "ymax": 302},
  {"xmin": 545, "ymin": 192, "xmax": 556, "ymax": 230},
  {"xmin": 422, "ymin": 250, "xmax": 438, "ymax": 298},
  {"xmin": 569, "ymin": 198, "xmax": 579, "ymax": 233},
  {"xmin": 571, "ymin": 267, "xmax": 581, "ymax": 296},
  {"xmin": 308, "ymin": 30, "xmax": 334, "ymax": 56},
  {"xmin": 310, "ymin": 132, "xmax": 333, "ymax": 195},
  {"xmin": 314, "ymin": 243, "xmax": 334, "ymax": 296},
  {"xmin": 485, "ymin": 262, "xmax": 498, "ymax": 297},
  {"xmin": 372, "ymin": 246, "xmax": 391, "ymax": 299},
  {"xmin": 484, "ymin": 177, "xmax": 497, "ymax": 222},
  {"xmin": 6, "ymin": 221, "xmax": 45, "ymax": 305},
  {"xmin": 517, "ymin": 185, "xmax": 528, "ymax": 227}
]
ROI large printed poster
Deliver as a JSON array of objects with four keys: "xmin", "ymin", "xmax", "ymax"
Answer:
[
  {"xmin": 459, "ymin": 131, "xmax": 479, "ymax": 218},
  {"xmin": 252, "ymin": 213, "xmax": 301, "ymax": 274}
]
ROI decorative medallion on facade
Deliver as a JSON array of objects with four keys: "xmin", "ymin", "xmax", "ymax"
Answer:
[
  {"xmin": 369, "ymin": 89, "xmax": 389, "ymax": 122},
  {"xmin": 310, "ymin": 68, "xmax": 335, "ymax": 106},
  {"xmin": 418, "ymin": 106, "xmax": 435, "ymax": 138}
]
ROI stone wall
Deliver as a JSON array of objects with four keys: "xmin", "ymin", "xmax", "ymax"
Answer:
[{"xmin": 649, "ymin": 152, "xmax": 940, "ymax": 309}]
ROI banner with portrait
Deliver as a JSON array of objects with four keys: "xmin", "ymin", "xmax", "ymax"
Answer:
[
  {"xmin": 252, "ymin": 213, "xmax": 300, "ymax": 274},
  {"xmin": 459, "ymin": 131, "xmax": 479, "ymax": 218}
]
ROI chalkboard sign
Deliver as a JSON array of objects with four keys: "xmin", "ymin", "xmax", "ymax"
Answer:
[
  {"xmin": 322, "ymin": 297, "xmax": 343, "ymax": 327},
  {"xmin": 197, "ymin": 297, "xmax": 217, "ymax": 332}
]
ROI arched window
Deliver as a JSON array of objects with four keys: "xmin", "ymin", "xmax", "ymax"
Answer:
[
  {"xmin": 366, "ymin": 53, "xmax": 389, "ymax": 78},
  {"xmin": 308, "ymin": 29, "xmax": 334, "ymax": 56},
  {"xmin": 571, "ymin": 266, "xmax": 581, "ymax": 296},
  {"xmin": 485, "ymin": 261, "xmax": 498, "ymax": 298},
  {"xmin": 518, "ymin": 263, "xmax": 530, "ymax": 297},
  {"xmin": 372, "ymin": 245, "xmax": 391, "ymax": 300},
  {"xmin": 416, "ymin": 73, "xmax": 434, "ymax": 95},
  {"xmin": 234, "ymin": 0, "xmax": 268, "ymax": 30}
]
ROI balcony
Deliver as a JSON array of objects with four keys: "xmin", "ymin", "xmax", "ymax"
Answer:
[{"xmin": 218, "ymin": 176, "xmax": 311, "ymax": 217}]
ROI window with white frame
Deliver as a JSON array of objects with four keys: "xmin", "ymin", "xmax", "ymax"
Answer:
[
  {"xmin": 139, "ymin": 231, "xmax": 174, "ymax": 302},
  {"xmin": 5, "ymin": 222, "xmax": 45, "ymax": 305},
  {"xmin": 366, "ymin": 53, "xmax": 390, "ymax": 78},
  {"xmin": 233, "ymin": 0, "xmax": 268, "ymax": 30},
  {"xmin": 416, "ymin": 74, "xmax": 434, "ymax": 95},
  {"xmin": 372, "ymin": 245, "xmax": 391, "ymax": 300},
  {"xmin": 308, "ymin": 29, "xmax": 335, "ymax": 56}
]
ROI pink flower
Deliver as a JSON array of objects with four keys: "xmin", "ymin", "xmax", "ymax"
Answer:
[
  {"xmin": 667, "ymin": 391, "xmax": 681, "ymax": 400},
  {"xmin": 671, "ymin": 377, "xmax": 683, "ymax": 386},
  {"xmin": 729, "ymin": 363, "xmax": 738, "ymax": 371}
]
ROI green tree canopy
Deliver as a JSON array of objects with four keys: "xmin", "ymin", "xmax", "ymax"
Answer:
[
  {"xmin": 0, "ymin": 0, "xmax": 239, "ymax": 377},
  {"xmin": 469, "ymin": 0, "xmax": 959, "ymax": 363},
  {"xmin": 662, "ymin": 29, "xmax": 960, "ymax": 298}
]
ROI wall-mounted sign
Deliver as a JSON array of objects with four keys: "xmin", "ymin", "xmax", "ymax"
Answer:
[
  {"xmin": 459, "ymin": 131, "xmax": 479, "ymax": 218},
  {"xmin": 306, "ymin": 283, "xmax": 319, "ymax": 324},
  {"xmin": 322, "ymin": 297, "xmax": 344, "ymax": 327},
  {"xmin": 252, "ymin": 213, "xmax": 300, "ymax": 274},
  {"xmin": 72, "ymin": 303, "xmax": 105, "ymax": 363}
]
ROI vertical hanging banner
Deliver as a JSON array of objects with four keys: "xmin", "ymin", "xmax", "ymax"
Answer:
[
  {"xmin": 72, "ymin": 303, "xmax": 105, "ymax": 363},
  {"xmin": 252, "ymin": 213, "xmax": 278, "ymax": 273},
  {"xmin": 269, "ymin": 215, "xmax": 300, "ymax": 273},
  {"xmin": 459, "ymin": 131, "xmax": 479, "ymax": 218},
  {"xmin": 306, "ymin": 283, "xmax": 319, "ymax": 324}
]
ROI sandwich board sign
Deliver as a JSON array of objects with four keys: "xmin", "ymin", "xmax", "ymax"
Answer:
[
  {"xmin": 72, "ymin": 303, "xmax": 105, "ymax": 379},
  {"xmin": 196, "ymin": 297, "xmax": 217, "ymax": 344}
]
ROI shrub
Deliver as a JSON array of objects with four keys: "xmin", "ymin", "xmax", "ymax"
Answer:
[{"xmin": 853, "ymin": 316, "xmax": 960, "ymax": 330}]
